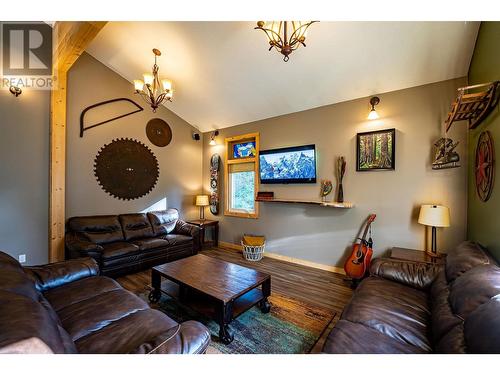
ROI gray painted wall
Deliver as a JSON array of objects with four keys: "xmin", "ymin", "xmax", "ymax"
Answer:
[
  {"xmin": 66, "ymin": 53, "xmax": 203, "ymax": 219},
  {"xmin": 202, "ymin": 78, "xmax": 468, "ymax": 268},
  {"xmin": 0, "ymin": 83, "xmax": 50, "ymax": 265}
]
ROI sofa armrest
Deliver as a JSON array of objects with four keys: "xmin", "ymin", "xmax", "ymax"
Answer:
[
  {"xmin": 130, "ymin": 321, "xmax": 210, "ymax": 354},
  {"xmin": 65, "ymin": 232, "xmax": 103, "ymax": 261},
  {"xmin": 174, "ymin": 220, "xmax": 201, "ymax": 253},
  {"xmin": 369, "ymin": 257, "xmax": 442, "ymax": 290},
  {"xmin": 26, "ymin": 257, "xmax": 99, "ymax": 293}
]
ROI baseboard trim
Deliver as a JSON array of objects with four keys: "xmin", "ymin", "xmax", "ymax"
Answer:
[{"xmin": 218, "ymin": 241, "xmax": 346, "ymax": 275}]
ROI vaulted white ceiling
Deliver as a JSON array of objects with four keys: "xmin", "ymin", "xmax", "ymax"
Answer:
[{"xmin": 86, "ymin": 21, "xmax": 480, "ymax": 132}]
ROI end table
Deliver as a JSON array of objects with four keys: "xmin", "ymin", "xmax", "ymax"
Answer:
[
  {"xmin": 186, "ymin": 219, "xmax": 219, "ymax": 249},
  {"xmin": 390, "ymin": 247, "xmax": 446, "ymax": 265}
]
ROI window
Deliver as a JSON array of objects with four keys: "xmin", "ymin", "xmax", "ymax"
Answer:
[{"xmin": 224, "ymin": 133, "xmax": 259, "ymax": 218}]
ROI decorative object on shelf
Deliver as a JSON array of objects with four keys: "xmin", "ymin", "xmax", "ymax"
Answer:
[
  {"xmin": 344, "ymin": 214, "xmax": 376, "ymax": 281},
  {"xmin": 209, "ymin": 154, "xmax": 221, "ymax": 215},
  {"xmin": 256, "ymin": 191, "xmax": 274, "ymax": 201},
  {"xmin": 233, "ymin": 141, "xmax": 257, "ymax": 158},
  {"xmin": 445, "ymin": 81, "xmax": 499, "ymax": 132},
  {"xmin": 133, "ymin": 48, "xmax": 173, "ymax": 112},
  {"xmin": 367, "ymin": 97, "xmax": 380, "ymax": 120},
  {"xmin": 319, "ymin": 180, "xmax": 333, "ymax": 202},
  {"xmin": 254, "ymin": 21, "xmax": 318, "ymax": 62},
  {"xmin": 336, "ymin": 156, "xmax": 346, "ymax": 203},
  {"xmin": 209, "ymin": 130, "xmax": 219, "ymax": 146},
  {"xmin": 241, "ymin": 235, "xmax": 266, "ymax": 262},
  {"xmin": 432, "ymin": 137, "xmax": 460, "ymax": 170},
  {"xmin": 146, "ymin": 118, "xmax": 172, "ymax": 147},
  {"xmin": 418, "ymin": 204, "xmax": 450, "ymax": 256},
  {"xmin": 9, "ymin": 85, "xmax": 22, "ymax": 97},
  {"xmin": 79, "ymin": 98, "xmax": 144, "ymax": 138},
  {"xmin": 356, "ymin": 128, "xmax": 395, "ymax": 171},
  {"xmin": 94, "ymin": 138, "xmax": 159, "ymax": 200},
  {"xmin": 195, "ymin": 195, "xmax": 210, "ymax": 220},
  {"xmin": 475, "ymin": 131, "xmax": 495, "ymax": 202}
]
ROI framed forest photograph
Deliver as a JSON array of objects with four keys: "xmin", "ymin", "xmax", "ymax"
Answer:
[{"xmin": 356, "ymin": 128, "xmax": 396, "ymax": 171}]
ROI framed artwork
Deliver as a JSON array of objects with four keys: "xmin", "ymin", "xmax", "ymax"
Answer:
[
  {"xmin": 233, "ymin": 141, "xmax": 257, "ymax": 158},
  {"xmin": 356, "ymin": 128, "xmax": 396, "ymax": 171}
]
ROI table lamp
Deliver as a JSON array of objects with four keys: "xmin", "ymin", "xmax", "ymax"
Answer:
[
  {"xmin": 418, "ymin": 204, "xmax": 450, "ymax": 256},
  {"xmin": 195, "ymin": 195, "xmax": 210, "ymax": 220}
]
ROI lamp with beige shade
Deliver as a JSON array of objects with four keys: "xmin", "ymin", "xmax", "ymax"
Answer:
[
  {"xmin": 418, "ymin": 204, "xmax": 450, "ymax": 256},
  {"xmin": 195, "ymin": 195, "xmax": 210, "ymax": 221}
]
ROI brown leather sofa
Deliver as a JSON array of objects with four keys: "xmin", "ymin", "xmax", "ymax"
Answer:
[
  {"xmin": 322, "ymin": 241, "xmax": 500, "ymax": 353},
  {"xmin": 0, "ymin": 251, "xmax": 210, "ymax": 354},
  {"xmin": 66, "ymin": 209, "xmax": 200, "ymax": 277}
]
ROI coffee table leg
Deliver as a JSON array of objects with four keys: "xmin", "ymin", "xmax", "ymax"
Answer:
[
  {"xmin": 148, "ymin": 269, "xmax": 162, "ymax": 303},
  {"xmin": 259, "ymin": 278, "xmax": 271, "ymax": 313},
  {"xmin": 217, "ymin": 302, "xmax": 234, "ymax": 345}
]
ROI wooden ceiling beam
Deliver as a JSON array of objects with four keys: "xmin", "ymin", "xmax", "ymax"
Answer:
[{"xmin": 49, "ymin": 21, "xmax": 107, "ymax": 263}]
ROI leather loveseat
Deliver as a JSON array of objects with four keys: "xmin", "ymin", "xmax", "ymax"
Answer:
[
  {"xmin": 66, "ymin": 209, "xmax": 200, "ymax": 277},
  {"xmin": 0, "ymin": 251, "xmax": 210, "ymax": 354},
  {"xmin": 322, "ymin": 241, "xmax": 500, "ymax": 353}
]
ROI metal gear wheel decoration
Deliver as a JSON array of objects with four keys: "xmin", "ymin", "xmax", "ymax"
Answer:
[
  {"xmin": 94, "ymin": 138, "xmax": 159, "ymax": 200},
  {"xmin": 475, "ymin": 131, "xmax": 495, "ymax": 202}
]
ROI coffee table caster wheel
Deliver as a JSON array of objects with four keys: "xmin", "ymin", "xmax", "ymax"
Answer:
[
  {"xmin": 219, "ymin": 324, "xmax": 234, "ymax": 345},
  {"xmin": 148, "ymin": 290, "xmax": 161, "ymax": 303},
  {"xmin": 259, "ymin": 299, "xmax": 271, "ymax": 313}
]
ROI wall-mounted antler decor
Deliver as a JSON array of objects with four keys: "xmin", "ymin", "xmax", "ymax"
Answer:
[{"xmin": 445, "ymin": 81, "xmax": 499, "ymax": 132}]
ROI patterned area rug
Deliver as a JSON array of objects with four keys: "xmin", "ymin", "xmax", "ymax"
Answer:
[{"xmin": 141, "ymin": 291, "xmax": 335, "ymax": 354}]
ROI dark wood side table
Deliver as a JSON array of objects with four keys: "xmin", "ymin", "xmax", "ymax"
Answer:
[
  {"xmin": 390, "ymin": 247, "xmax": 446, "ymax": 265},
  {"xmin": 186, "ymin": 219, "xmax": 219, "ymax": 249}
]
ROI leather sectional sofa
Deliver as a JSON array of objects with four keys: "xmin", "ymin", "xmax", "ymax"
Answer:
[
  {"xmin": 66, "ymin": 209, "xmax": 200, "ymax": 277},
  {"xmin": 322, "ymin": 241, "xmax": 500, "ymax": 353},
  {"xmin": 0, "ymin": 251, "xmax": 210, "ymax": 354}
]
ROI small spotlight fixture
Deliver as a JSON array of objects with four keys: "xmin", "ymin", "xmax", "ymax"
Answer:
[
  {"xmin": 367, "ymin": 96, "xmax": 380, "ymax": 120},
  {"xmin": 9, "ymin": 86, "xmax": 22, "ymax": 97},
  {"xmin": 209, "ymin": 130, "xmax": 219, "ymax": 146}
]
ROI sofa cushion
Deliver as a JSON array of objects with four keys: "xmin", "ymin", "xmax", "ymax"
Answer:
[
  {"xmin": 341, "ymin": 277, "xmax": 432, "ymax": 351},
  {"xmin": 74, "ymin": 308, "xmax": 178, "ymax": 353},
  {"xmin": 44, "ymin": 276, "xmax": 122, "ymax": 312},
  {"xmin": 323, "ymin": 320, "xmax": 428, "ymax": 354},
  {"xmin": 57, "ymin": 288, "xmax": 150, "ymax": 342},
  {"xmin": 101, "ymin": 241, "xmax": 140, "ymax": 260},
  {"xmin": 119, "ymin": 213, "xmax": 154, "ymax": 241},
  {"xmin": 131, "ymin": 238, "xmax": 169, "ymax": 251},
  {"xmin": 68, "ymin": 215, "xmax": 124, "ymax": 244},
  {"xmin": 160, "ymin": 234, "xmax": 193, "ymax": 247},
  {"xmin": 0, "ymin": 290, "xmax": 76, "ymax": 353},
  {"xmin": 464, "ymin": 295, "xmax": 500, "ymax": 353},
  {"xmin": 147, "ymin": 209, "xmax": 179, "ymax": 235},
  {"xmin": 445, "ymin": 241, "xmax": 491, "ymax": 282},
  {"xmin": 0, "ymin": 268, "xmax": 41, "ymax": 301}
]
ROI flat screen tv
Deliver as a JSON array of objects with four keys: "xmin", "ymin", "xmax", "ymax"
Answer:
[{"xmin": 259, "ymin": 144, "xmax": 317, "ymax": 184}]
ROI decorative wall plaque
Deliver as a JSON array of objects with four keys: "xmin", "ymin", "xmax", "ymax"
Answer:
[
  {"xmin": 146, "ymin": 118, "xmax": 172, "ymax": 147},
  {"xmin": 94, "ymin": 138, "xmax": 159, "ymax": 200},
  {"xmin": 475, "ymin": 131, "xmax": 495, "ymax": 202}
]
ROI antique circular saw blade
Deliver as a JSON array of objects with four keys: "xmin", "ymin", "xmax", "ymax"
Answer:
[
  {"xmin": 146, "ymin": 118, "xmax": 172, "ymax": 147},
  {"xmin": 94, "ymin": 138, "xmax": 159, "ymax": 200}
]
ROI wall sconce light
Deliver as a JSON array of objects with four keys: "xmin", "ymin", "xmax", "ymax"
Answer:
[
  {"xmin": 367, "ymin": 96, "xmax": 380, "ymax": 120},
  {"xmin": 209, "ymin": 130, "xmax": 219, "ymax": 146},
  {"xmin": 9, "ymin": 85, "xmax": 22, "ymax": 97}
]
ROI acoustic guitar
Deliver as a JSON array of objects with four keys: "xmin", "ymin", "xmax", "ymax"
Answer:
[{"xmin": 344, "ymin": 214, "xmax": 376, "ymax": 280}]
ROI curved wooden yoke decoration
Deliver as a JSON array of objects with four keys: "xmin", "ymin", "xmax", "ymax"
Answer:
[{"xmin": 445, "ymin": 81, "xmax": 499, "ymax": 132}]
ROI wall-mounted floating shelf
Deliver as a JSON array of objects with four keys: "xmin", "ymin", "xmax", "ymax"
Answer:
[{"xmin": 255, "ymin": 197, "xmax": 354, "ymax": 209}]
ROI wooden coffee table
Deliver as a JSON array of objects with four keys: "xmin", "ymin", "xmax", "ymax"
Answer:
[{"xmin": 148, "ymin": 254, "xmax": 271, "ymax": 344}]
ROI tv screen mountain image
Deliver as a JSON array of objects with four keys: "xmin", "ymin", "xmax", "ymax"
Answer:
[{"xmin": 260, "ymin": 145, "xmax": 317, "ymax": 184}]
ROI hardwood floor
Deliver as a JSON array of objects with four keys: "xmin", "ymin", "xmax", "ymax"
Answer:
[{"xmin": 117, "ymin": 245, "xmax": 353, "ymax": 353}]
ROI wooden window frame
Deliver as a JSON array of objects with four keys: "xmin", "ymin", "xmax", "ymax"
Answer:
[{"xmin": 224, "ymin": 132, "xmax": 260, "ymax": 219}]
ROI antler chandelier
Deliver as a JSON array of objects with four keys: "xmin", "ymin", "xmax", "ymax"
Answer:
[
  {"xmin": 134, "ymin": 48, "xmax": 173, "ymax": 112},
  {"xmin": 255, "ymin": 21, "xmax": 318, "ymax": 62}
]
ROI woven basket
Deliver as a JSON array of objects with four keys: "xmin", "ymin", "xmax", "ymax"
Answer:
[{"xmin": 241, "ymin": 235, "xmax": 266, "ymax": 262}]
